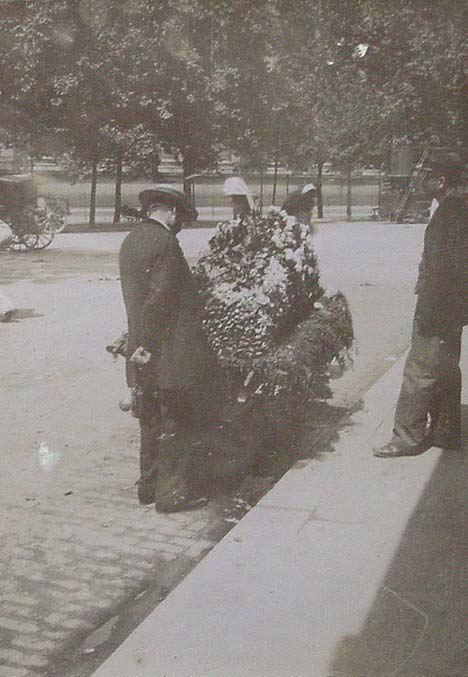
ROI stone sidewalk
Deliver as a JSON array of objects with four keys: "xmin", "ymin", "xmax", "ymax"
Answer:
[{"xmin": 91, "ymin": 345, "xmax": 468, "ymax": 677}]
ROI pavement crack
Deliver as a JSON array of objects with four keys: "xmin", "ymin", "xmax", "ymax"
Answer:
[
  {"xmin": 258, "ymin": 504, "xmax": 312, "ymax": 513},
  {"xmin": 383, "ymin": 585, "xmax": 429, "ymax": 676}
]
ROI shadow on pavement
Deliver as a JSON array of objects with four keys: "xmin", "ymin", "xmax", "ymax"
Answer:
[
  {"xmin": 192, "ymin": 398, "xmax": 359, "ymax": 509},
  {"xmin": 0, "ymin": 248, "xmax": 120, "ymax": 287},
  {"xmin": 329, "ymin": 405, "xmax": 468, "ymax": 677},
  {"xmin": 10, "ymin": 307, "xmax": 44, "ymax": 320}
]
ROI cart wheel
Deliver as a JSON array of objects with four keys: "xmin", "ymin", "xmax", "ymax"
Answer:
[
  {"xmin": 29, "ymin": 217, "xmax": 55, "ymax": 249},
  {"xmin": 51, "ymin": 213, "xmax": 68, "ymax": 233},
  {"xmin": 8, "ymin": 233, "xmax": 32, "ymax": 252},
  {"xmin": 10, "ymin": 223, "xmax": 55, "ymax": 251},
  {"xmin": 28, "ymin": 209, "xmax": 56, "ymax": 249},
  {"xmin": 38, "ymin": 195, "xmax": 69, "ymax": 233},
  {"xmin": 32, "ymin": 229, "xmax": 55, "ymax": 249},
  {"xmin": 21, "ymin": 233, "xmax": 41, "ymax": 250}
]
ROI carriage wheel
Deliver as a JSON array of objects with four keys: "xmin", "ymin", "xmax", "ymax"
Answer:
[
  {"xmin": 51, "ymin": 213, "xmax": 68, "ymax": 233},
  {"xmin": 19, "ymin": 233, "xmax": 41, "ymax": 250},
  {"xmin": 28, "ymin": 217, "xmax": 55, "ymax": 249},
  {"xmin": 6, "ymin": 233, "xmax": 28, "ymax": 252},
  {"xmin": 9, "ymin": 218, "xmax": 55, "ymax": 251},
  {"xmin": 38, "ymin": 196, "xmax": 69, "ymax": 233},
  {"xmin": 31, "ymin": 229, "xmax": 55, "ymax": 250}
]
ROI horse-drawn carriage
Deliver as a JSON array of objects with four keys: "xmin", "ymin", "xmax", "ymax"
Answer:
[{"xmin": 0, "ymin": 174, "xmax": 69, "ymax": 251}]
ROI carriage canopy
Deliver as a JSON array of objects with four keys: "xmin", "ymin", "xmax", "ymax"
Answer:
[{"xmin": 0, "ymin": 174, "xmax": 37, "ymax": 208}]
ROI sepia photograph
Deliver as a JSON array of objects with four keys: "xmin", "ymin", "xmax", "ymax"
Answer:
[{"xmin": 0, "ymin": 1, "xmax": 466, "ymax": 675}]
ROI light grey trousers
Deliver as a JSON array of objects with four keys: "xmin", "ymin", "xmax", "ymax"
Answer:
[{"xmin": 392, "ymin": 319, "xmax": 462, "ymax": 450}]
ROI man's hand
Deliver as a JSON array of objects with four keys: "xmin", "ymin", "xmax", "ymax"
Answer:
[{"xmin": 130, "ymin": 347, "xmax": 152, "ymax": 366}]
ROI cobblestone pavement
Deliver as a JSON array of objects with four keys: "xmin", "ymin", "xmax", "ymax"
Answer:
[
  {"xmin": 1, "ymin": 468, "xmax": 234, "ymax": 677},
  {"xmin": 0, "ymin": 248, "xmax": 241, "ymax": 677}
]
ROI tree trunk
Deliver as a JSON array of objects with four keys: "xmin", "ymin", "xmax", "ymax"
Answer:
[
  {"xmin": 182, "ymin": 157, "xmax": 194, "ymax": 201},
  {"xmin": 89, "ymin": 158, "xmax": 98, "ymax": 227},
  {"xmin": 260, "ymin": 167, "xmax": 264, "ymax": 211},
  {"xmin": 346, "ymin": 165, "xmax": 352, "ymax": 222},
  {"xmin": 316, "ymin": 160, "xmax": 324, "ymax": 219},
  {"xmin": 272, "ymin": 155, "xmax": 279, "ymax": 205},
  {"xmin": 113, "ymin": 155, "xmax": 123, "ymax": 224},
  {"xmin": 183, "ymin": 173, "xmax": 193, "ymax": 199}
]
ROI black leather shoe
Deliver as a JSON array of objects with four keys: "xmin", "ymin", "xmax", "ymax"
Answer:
[
  {"xmin": 373, "ymin": 442, "xmax": 428, "ymax": 458},
  {"xmin": 155, "ymin": 496, "xmax": 208, "ymax": 514},
  {"xmin": 137, "ymin": 479, "xmax": 156, "ymax": 505},
  {"xmin": 1, "ymin": 309, "xmax": 15, "ymax": 323}
]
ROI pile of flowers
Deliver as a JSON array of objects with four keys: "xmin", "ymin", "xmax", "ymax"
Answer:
[{"xmin": 194, "ymin": 209, "xmax": 354, "ymax": 403}]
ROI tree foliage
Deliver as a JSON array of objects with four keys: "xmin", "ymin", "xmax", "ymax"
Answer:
[{"xmin": 0, "ymin": 0, "xmax": 465, "ymax": 207}]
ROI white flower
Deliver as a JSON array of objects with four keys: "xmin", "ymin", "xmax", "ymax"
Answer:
[
  {"xmin": 271, "ymin": 231, "xmax": 284, "ymax": 248},
  {"xmin": 284, "ymin": 245, "xmax": 306, "ymax": 271},
  {"xmin": 262, "ymin": 258, "xmax": 288, "ymax": 293},
  {"xmin": 251, "ymin": 286, "xmax": 270, "ymax": 306}
]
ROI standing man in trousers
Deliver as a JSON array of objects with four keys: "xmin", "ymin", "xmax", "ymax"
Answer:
[
  {"xmin": 375, "ymin": 151, "xmax": 467, "ymax": 458},
  {"xmin": 119, "ymin": 186, "xmax": 219, "ymax": 511}
]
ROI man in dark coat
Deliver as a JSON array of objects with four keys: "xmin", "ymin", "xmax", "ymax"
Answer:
[
  {"xmin": 119, "ymin": 186, "xmax": 219, "ymax": 511},
  {"xmin": 375, "ymin": 151, "xmax": 467, "ymax": 458},
  {"xmin": 281, "ymin": 183, "xmax": 316, "ymax": 225}
]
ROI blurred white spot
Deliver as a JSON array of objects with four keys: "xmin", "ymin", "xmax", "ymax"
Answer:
[
  {"xmin": 38, "ymin": 442, "xmax": 61, "ymax": 470},
  {"xmin": 354, "ymin": 43, "xmax": 369, "ymax": 58},
  {"xmin": 81, "ymin": 616, "xmax": 118, "ymax": 654}
]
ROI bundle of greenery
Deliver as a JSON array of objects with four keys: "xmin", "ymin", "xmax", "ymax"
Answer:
[{"xmin": 194, "ymin": 208, "xmax": 354, "ymax": 406}]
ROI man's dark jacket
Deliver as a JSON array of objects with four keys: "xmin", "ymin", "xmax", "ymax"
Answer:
[
  {"xmin": 119, "ymin": 219, "xmax": 217, "ymax": 393},
  {"xmin": 415, "ymin": 193, "xmax": 468, "ymax": 334}
]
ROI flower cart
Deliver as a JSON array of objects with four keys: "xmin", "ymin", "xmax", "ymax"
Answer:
[{"xmin": 193, "ymin": 209, "xmax": 354, "ymax": 466}]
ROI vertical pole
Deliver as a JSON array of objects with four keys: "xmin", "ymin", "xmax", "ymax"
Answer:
[
  {"xmin": 89, "ymin": 157, "xmax": 98, "ymax": 227},
  {"xmin": 272, "ymin": 155, "xmax": 279, "ymax": 205},
  {"xmin": 182, "ymin": 156, "xmax": 192, "ymax": 199},
  {"xmin": 260, "ymin": 167, "xmax": 264, "ymax": 211},
  {"xmin": 377, "ymin": 164, "xmax": 382, "ymax": 219},
  {"xmin": 346, "ymin": 165, "xmax": 352, "ymax": 222},
  {"xmin": 113, "ymin": 155, "xmax": 123, "ymax": 224},
  {"xmin": 316, "ymin": 160, "xmax": 324, "ymax": 219}
]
